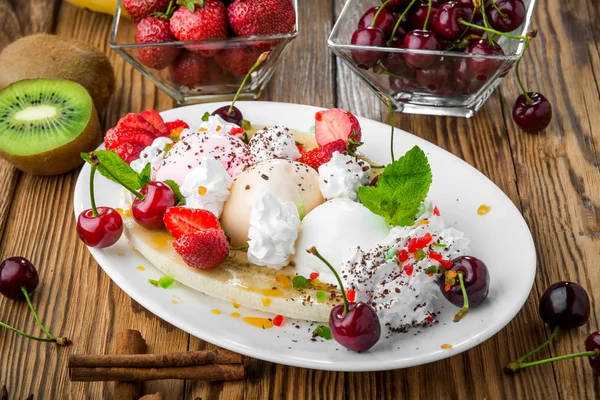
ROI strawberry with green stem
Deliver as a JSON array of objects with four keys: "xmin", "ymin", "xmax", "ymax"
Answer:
[
  {"xmin": 170, "ymin": 0, "xmax": 228, "ymax": 56},
  {"xmin": 136, "ymin": 1, "xmax": 180, "ymax": 69}
]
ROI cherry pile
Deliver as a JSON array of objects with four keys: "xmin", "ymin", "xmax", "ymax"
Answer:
[{"xmin": 351, "ymin": 0, "xmax": 552, "ymax": 133}]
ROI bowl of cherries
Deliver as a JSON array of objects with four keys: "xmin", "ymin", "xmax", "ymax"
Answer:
[{"xmin": 328, "ymin": 0, "xmax": 552, "ymax": 132}]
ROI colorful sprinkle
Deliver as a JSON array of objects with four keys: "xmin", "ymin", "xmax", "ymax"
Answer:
[
  {"xmin": 230, "ymin": 312, "xmax": 240, "ymax": 318},
  {"xmin": 441, "ymin": 343, "xmax": 453, "ymax": 349},
  {"xmin": 273, "ymin": 314, "xmax": 285, "ymax": 327},
  {"xmin": 309, "ymin": 272, "xmax": 320, "ymax": 280},
  {"xmin": 398, "ymin": 249, "xmax": 409, "ymax": 263},
  {"xmin": 261, "ymin": 297, "xmax": 272, "ymax": 307},
  {"xmin": 137, "ymin": 266, "xmax": 145, "ymax": 271},
  {"xmin": 433, "ymin": 206, "xmax": 441, "ymax": 216},
  {"xmin": 478, "ymin": 204, "xmax": 491, "ymax": 215},
  {"xmin": 211, "ymin": 309, "xmax": 221, "ymax": 315},
  {"xmin": 316, "ymin": 290, "xmax": 327, "ymax": 302},
  {"xmin": 276, "ymin": 274, "xmax": 291, "ymax": 289},
  {"xmin": 347, "ymin": 289, "xmax": 356, "ymax": 303},
  {"xmin": 403, "ymin": 265, "xmax": 414, "ymax": 276}
]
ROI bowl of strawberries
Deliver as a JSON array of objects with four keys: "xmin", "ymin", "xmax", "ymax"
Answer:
[
  {"xmin": 328, "ymin": 0, "xmax": 547, "ymax": 120},
  {"xmin": 110, "ymin": 0, "xmax": 298, "ymax": 104}
]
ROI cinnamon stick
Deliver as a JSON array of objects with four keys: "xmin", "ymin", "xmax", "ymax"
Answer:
[
  {"xmin": 69, "ymin": 364, "xmax": 245, "ymax": 382},
  {"xmin": 68, "ymin": 349, "xmax": 242, "ymax": 368},
  {"xmin": 113, "ymin": 330, "xmax": 146, "ymax": 400}
]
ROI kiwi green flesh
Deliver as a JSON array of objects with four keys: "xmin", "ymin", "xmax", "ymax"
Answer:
[{"xmin": 0, "ymin": 79, "xmax": 93, "ymax": 156}]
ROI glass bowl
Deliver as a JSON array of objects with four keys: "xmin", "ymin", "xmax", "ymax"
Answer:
[
  {"xmin": 328, "ymin": 0, "xmax": 537, "ymax": 117},
  {"xmin": 110, "ymin": 0, "xmax": 298, "ymax": 104}
]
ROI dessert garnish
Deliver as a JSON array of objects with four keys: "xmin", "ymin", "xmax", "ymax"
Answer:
[
  {"xmin": 308, "ymin": 246, "xmax": 381, "ymax": 352},
  {"xmin": 0, "ymin": 257, "xmax": 70, "ymax": 346},
  {"xmin": 149, "ymin": 275, "xmax": 176, "ymax": 288},
  {"xmin": 136, "ymin": 1, "xmax": 180, "ymax": 69}
]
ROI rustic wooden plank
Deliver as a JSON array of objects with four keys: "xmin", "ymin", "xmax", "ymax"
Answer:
[
  {"xmin": 331, "ymin": 1, "xmax": 561, "ymax": 399},
  {"xmin": 184, "ymin": 1, "xmax": 339, "ymax": 399}
]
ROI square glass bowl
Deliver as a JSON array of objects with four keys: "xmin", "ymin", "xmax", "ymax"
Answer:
[
  {"xmin": 328, "ymin": 0, "xmax": 537, "ymax": 117},
  {"xmin": 110, "ymin": 0, "xmax": 298, "ymax": 104}
]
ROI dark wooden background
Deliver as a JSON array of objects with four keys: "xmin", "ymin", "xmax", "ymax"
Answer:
[{"xmin": 0, "ymin": 0, "xmax": 598, "ymax": 398}]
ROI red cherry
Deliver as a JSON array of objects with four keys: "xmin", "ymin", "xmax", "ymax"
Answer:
[
  {"xmin": 407, "ymin": 4, "xmax": 438, "ymax": 30},
  {"xmin": 415, "ymin": 61, "xmax": 452, "ymax": 92},
  {"xmin": 382, "ymin": 31, "xmax": 415, "ymax": 76},
  {"xmin": 358, "ymin": 6, "xmax": 397, "ymax": 39},
  {"xmin": 512, "ymin": 92, "xmax": 552, "ymax": 133},
  {"xmin": 351, "ymin": 27, "xmax": 387, "ymax": 69},
  {"xmin": 382, "ymin": 0, "xmax": 411, "ymax": 11},
  {"xmin": 438, "ymin": 256, "xmax": 490, "ymax": 308},
  {"xmin": 431, "ymin": 1, "xmax": 473, "ymax": 40},
  {"xmin": 77, "ymin": 207, "xmax": 124, "ymax": 248},
  {"xmin": 132, "ymin": 182, "xmax": 176, "ymax": 229},
  {"xmin": 585, "ymin": 332, "xmax": 600, "ymax": 375},
  {"xmin": 329, "ymin": 302, "xmax": 381, "ymax": 352},
  {"xmin": 0, "ymin": 257, "xmax": 39, "ymax": 300},
  {"xmin": 486, "ymin": 0, "xmax": 525, "ymax": 32},
  {"xmin": 402, "ymin": 30, "xmax": 441, "ymax": 69}
]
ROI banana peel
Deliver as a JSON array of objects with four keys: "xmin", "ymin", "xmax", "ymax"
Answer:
[{"xmin": 65, "ymin": 0, "xmax": 130, "ymax": 18}]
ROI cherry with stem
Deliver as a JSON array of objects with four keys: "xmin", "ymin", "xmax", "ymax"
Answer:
[
  {"xmin": 422, "ymin": 0, "xmax": 433, "ymax": 30},
  {"xmin": 389, "ymin": 0, "xmax": 419, "ymax": 44}
]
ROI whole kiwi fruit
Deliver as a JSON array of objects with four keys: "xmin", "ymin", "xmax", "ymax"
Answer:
[
  {"xmin": 0, "ymin": 34, "xmax": 115, "ymax": 114},
  {"xmin": 0, "ymin": 78, "xmax": 103, "ymax": 175}
]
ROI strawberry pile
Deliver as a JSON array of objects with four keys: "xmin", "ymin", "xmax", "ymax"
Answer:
[
  {"xmin": 127, "ymin": 0, "xmax": 296, "ymax": 86},
  {"xmin": 164, "ymin": 207, "xmax": 230, "ymax": 270},
  {"xmin": 297, "ymin": 108, "xmax": 363, "ymax": 171}
]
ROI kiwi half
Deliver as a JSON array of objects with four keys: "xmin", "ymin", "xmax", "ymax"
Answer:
[{"xmin": 0, "ymin": 79, "xmax": 102, "ymax": 175}]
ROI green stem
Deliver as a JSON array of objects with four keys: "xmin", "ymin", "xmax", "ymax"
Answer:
[
  {"xmin": 514, "ymin": 39, "xmax": 533, "ymax": 104},
  {"xmin": 89, "ymin": 153, "xmax": 144, "ymax": 200},
  {"xmin": 228, "ymin": 51, "xmax": 270, "ymax": 116},
  {"xmin": 459, "ymin": 20, "xmax": 528, "ymax": 41},
  {"xmin": 389, "ymin": 0, "xmax": 418, "ymax": 43},
  {"xmin": 480, "ymin": 1, "xmax": 493, "ymax": 46},
  {"xmin": 230, "ymin": 245, "xmax": 249, "ymax": 251},
  {"xmin": 89, "ymin": 167, "xmax": 98, "ymax": 217},
  {"xmin": 0, "ymin": 320, "xmax": 57, "ymax": 343},
  {"xmin": 515, "ymin": 325, "xmax": 560, "ymax": 364},
  {"xmin": 490, "ymin": 0, "xmax": 507, "ymax": 18},
  {"xmin": 423, "ymin": 0, "xmax": 433, "ymax": 30},
  {"xmin": 385, "ymin": 97, "xmax": 395, "ymax": 163},
  {"xmin": 308, "ymin": 247, "xmax": 349, "ymax": 316},
  {"xmin": 505, "ymin": 351, "xmax": 597, "ymax": 373},
  {"xmin": 370, "ymin": 0, "xmax": 393, "ymax": 28},
  {"xmin": 21, "ymin": 287, "xmax": 54, "ymax": 339},
  {"xmin": 453, "ymin": 272, "xmax": 469, "ymax": 322}
]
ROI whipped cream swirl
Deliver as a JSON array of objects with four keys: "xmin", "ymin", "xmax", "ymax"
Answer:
[
  {"xmin": 247, "ymin": 190, "xmax": 300, "ymax": 270},
  {"xmin": 318, "ymin": 152, "xmax": 370, "ymax": 201},
  {"xmin": 130, "ymin": 137, "xmax": 173, "ymax": 174},
  {"xmin": 249, "ymin": 126, "xmax": 300, "ymax": 163},
  {"xmin": 197, "ymin": 114, "xmax": 240, "ymax": 135},
  {"xmin": 341, "ymin": 204, "xmax": 470, "ymax": 331},
  {"xmin": 180, "ymin": 155, "xmax": 233, "ymax": 218}
]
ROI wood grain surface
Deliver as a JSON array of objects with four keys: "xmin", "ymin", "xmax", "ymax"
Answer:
[{"xmin": 0, "ymin": 0, "xmax": 598, "ymax": 399}]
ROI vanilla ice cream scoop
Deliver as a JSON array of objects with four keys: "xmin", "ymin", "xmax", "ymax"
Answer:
[
  {"xmin": 293, "ymin": 199, "xmax": 391, "ymax": 286},
  {"xmin": 220, "ymin": 159, "xmax": 325, "ymax": 247}
]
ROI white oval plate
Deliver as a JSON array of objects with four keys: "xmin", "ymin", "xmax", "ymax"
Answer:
[{"xmin": 73, "ymin": 101, "xmax": 536, "ymax": 372}]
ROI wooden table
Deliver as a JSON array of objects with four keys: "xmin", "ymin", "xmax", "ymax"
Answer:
[{"xmin": 0, "ymin": 0, "xmax": 598, "ymax": 398}]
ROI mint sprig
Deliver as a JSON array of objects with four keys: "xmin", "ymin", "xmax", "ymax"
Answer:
[
  {"xmin": 163, "ymin": 179, "xmax": 184, "ymax": 205},
  {"xmin": 358, "ymin": 146, "xmax": 432, "ymax": 227},
  {"xmin": 139, "ymin": 163, "xmax": 152, "ymax": 187},
  {"xmin": 82, "ymin": 151, "xmax": 141, "ymax": 190}
]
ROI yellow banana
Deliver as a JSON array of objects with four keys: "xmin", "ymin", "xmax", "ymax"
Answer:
[{"xmin": 65, "ymin": 0, "xmax": 130, "ymax": 18}]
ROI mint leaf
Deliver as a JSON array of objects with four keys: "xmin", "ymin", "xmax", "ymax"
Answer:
[
  {"xmin": 163, "ymin": 179, "xmax": 184, "ymax": 205},
  {"xmin": 139, "ymin": 163, "xmax": 152, "ymax": 187},
  {"xmin": 81, "ymin": 150, "xmax": 142, "ymax": 190},
  {"xmin": 158, "ymin": 276, "xmax": 175, "ymax": 289},
  {"xmin": 313, "ymin": 325, "xmax": 332, "ymax": 340},
  {"xmin": 358, "ymin": 146, "xmax": 432, "ymax": 227}
]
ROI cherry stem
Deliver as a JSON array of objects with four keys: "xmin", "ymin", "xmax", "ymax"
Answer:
[
  {"xmin": 458, "ymin": 20, "xmax": 528, "ymax": 41},
  {"xmin": 504, "ymin": 350, "xmax": 597, "ymax": 374},
  {"xmin": 514, "ymin": 39, "xmax": 533, "ymax": 104},
  {"xmin": 228, "ymin": 51, "xmax": 270, "ymax": 116},
  {"xmin": 230, "ymin": 245, "xmax": 249, "ymax": 251},
  {"xmin": 513, "ymin": 325, "xmax": 560, "ymax": 364},
  {"xmin": 479, "ymin": 1, "xmax": 494, "ymax": 46},
  {"xmin": 89, "ymin": 167, "xmax": 98, "ymax": 217},
  {"xmin": 370, "ymin": 0, "xmax": 393, "ymax": 28},
  {"xmin": 307, "ymin": 246, "xmax": 349, "ymax": 316},
  {"xmin": 378, "ymin": 91, "xmax": 396, "ymax": 162},
  {"xmin": 21, "ymin": 287, "xmax": 53, "ymax": 339},
  {"xmin": 453, "ymin": 272, "xmax": 469, "ymax": 322},
  {"xmin": 423, "ymin": 0, "xmax": 433, "ymax": 30},
  {"xmin": 389, "ymin": 0, "xmax": 418, "ymax": 44},
  {"xmin": 490, "ymin": 0, "xmax": 507, "ymax": 18},
  {"xmin": 89, "ymin": 153, "xmax": 144, "ymax": 200},
  {"xmin": 0, "ymin": 320, "xmax": 57, "ymax": 344}
]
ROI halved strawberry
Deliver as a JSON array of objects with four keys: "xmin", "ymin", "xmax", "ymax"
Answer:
[
  {"xmin": 166, "ymin": 119, "xmax": 190, "ymax": 131},
  {"xmin": 140, "ymin": 110, "xmax": 170, "ymax": 136},
  {"xmin": 164, "ymin": 207, "xmax": 221, "ymax": 239},
  {"xmin": 116, "ymin": 113, "xmax": 161, "ymax": 136},
  {"xmin": 105, "ymin": 127, "xmax": 156, "ymax": 164},
  {"xmin": 315, "ymin": 108, "xmax": 362, "ymax": 148},
  {"xmin": 297, "ymin": 139, "xmax": 347, "ymax": 170}
]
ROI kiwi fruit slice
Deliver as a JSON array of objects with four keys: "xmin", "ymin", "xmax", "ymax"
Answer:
[{"xmin": 0, "ymin": 78, "xmax": 102, "ymax": 175}]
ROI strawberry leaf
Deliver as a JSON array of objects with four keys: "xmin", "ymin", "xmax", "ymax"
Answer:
[
  {"xmin": 358, "ymin": 146, "xmax": 432, "ymax": 227},
  {"xmin": 177, "ymin": 0, "xmax": 202, "ymax": 12},
  {"xmin": 163, "ymin": 179, "xmax": 184, "ymax": 205},
  {"xmin": 81, "ymin": 150, "xmax": 142, "ymax": 190}
]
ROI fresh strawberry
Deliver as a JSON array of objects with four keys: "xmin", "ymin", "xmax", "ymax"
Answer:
[
  {"xmin": 136, "ymin": 15, "xmax": 180, "ymax": 70},
  {"xmin": 140, "ymin": 110, "xmax": 170, "ymax": 135},
  {"xmin": 117, "ymin": 113, "xmax": 161, "ymax": 136},
  {"xmin": 170, "ymin": 0, "xmax": 228, "ymax": 56},
  {"xmin": 166, "ymin": 119, "xmax": 190, "ymax": 131},
  {"xmin": 227, "ymin": 0, "xmax": 296, "ymax": 37},
  {"xmin": 105, "ymin": 127, "xmax": 156, "ymax": 164},
  {"xmin": 297, "ymin": 139, "xmax": 347, "ymax": 170},
  {"xmin": 169, "ymin": 51, "xmax": 215, "ymax": 87},
  {"xmin": 173, "ymin": 228, "xmax": 230, "ymax": 270},
  {"xmin": 215, "ymin": 45, "xmax": 264, "ymax": 76},
  {"xmin": 315, "ymin": 108, "xmax": 362, "ymax": 148},
  {"xmin": 164, "ymin": 207, "xmax": 220, "ymax": 239},
  {"xmin": 124, "ymin": 0, "xmax": 171, "ymax": 22}
]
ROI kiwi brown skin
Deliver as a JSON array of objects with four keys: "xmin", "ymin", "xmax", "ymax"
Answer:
[
  {"xmin": 0, "ymin": 34, "xmax": 115, "ymax": 114},
  {"xmin": 0, "ymin": 80, "xmax": 103, "ymax": 176}
]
